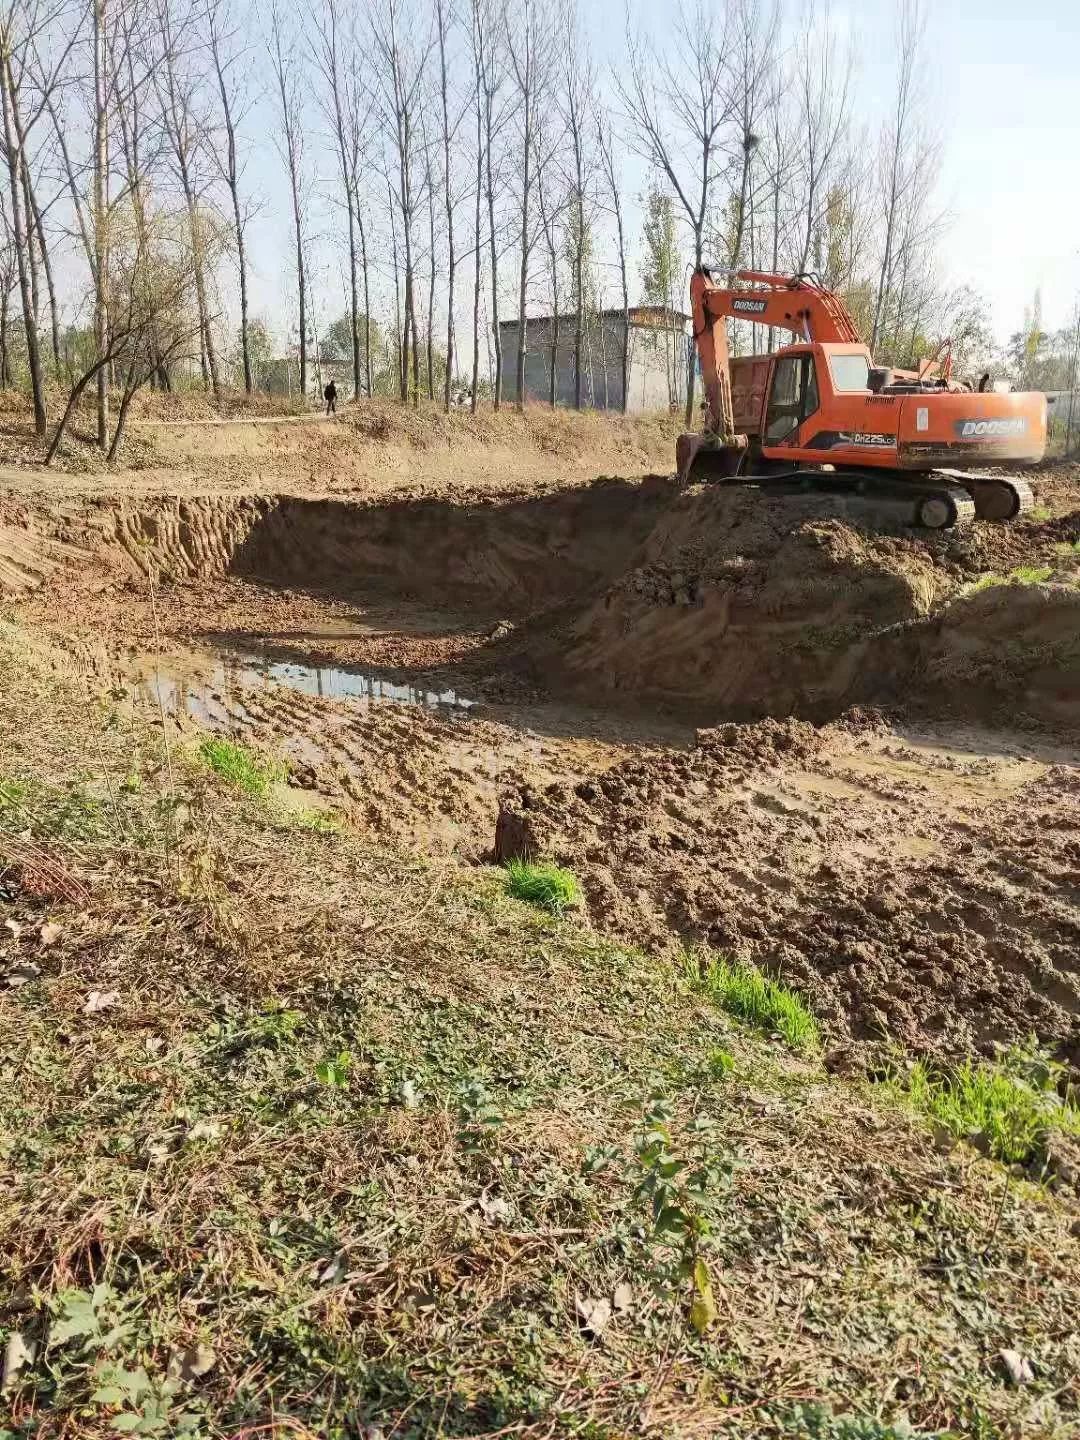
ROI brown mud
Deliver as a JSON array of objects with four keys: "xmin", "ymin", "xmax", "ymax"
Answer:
[{"xmin": 4, "ymin": 448, "xmax": 1080, "ymax": 1065}]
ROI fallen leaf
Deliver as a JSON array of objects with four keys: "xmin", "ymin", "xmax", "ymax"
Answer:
[
  {"xmin": 1, "ymin": 1329, "xmax": 35, "ymax": 1391},
  {"xmin": 574, "ymin": 1294, "xmax": 612, "ymax": 1339},
  {"xmin": 4, "ymin": 918, "xmax": 21, "ymax": 941},
  {"xmin": 39, "ymin": 922, "xmax": 62, "ymax": 946},
  {"xmin": 162, "ymin": 1342, "xmax": 218, "ymax": 1390},
  {"xmin": 998, "ymin": 1348, "xmax": 1034, "ymax": 1386},
  {"xmin": 478, "ymin": 1193, "xmax": 512, "ymax": 1224},
  {"xmin": 612, "ymin": 1281, "xmax": 634, "ymax": 1314},
  {"xmin": 84, "ymin": 990, "xmax": 119, "ymax": 1014},
  {"xmin": 6, "ymin": 961, "xmax": 41, "ymax": 988},
  {"xmin": 319, "ymin": 1253, "xmax": 346, "ymax": 1285},
  {"xmin": 186, "ymin": 1119, "xmax": 222, "ymax": 1142}
]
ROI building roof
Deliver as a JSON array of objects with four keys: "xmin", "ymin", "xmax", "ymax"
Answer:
[{"xmin": 500, "ymin": 305, "xmax": 690, "ymax": 331}]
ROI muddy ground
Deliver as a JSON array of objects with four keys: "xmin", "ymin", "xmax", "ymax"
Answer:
[{"xmin": 3, "ymin": 419, "xmax": 1079, "ymax": 1068}]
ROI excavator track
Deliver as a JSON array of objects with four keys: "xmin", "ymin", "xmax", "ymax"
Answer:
[
  {"xmin": 936, "ymin": 471, "xmax": 1035, "ymax": 522},
  {"xmin": 739, "ymin": 466, "xmax": 977, "ymax": 530}
]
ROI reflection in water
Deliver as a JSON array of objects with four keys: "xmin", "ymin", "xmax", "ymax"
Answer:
[{"xmin": 134, "ymin": 646, "xmax": 477, "ymax": 726}]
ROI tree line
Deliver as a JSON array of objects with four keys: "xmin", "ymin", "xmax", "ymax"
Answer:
[{"xmin": 0, "ymin": 0, "xmax": 1068, "ymax": 457}]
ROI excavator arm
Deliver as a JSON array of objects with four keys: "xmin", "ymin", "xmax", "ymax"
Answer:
[{"xmin": 690, "ymin": 267, "xmax": 863, "ymax": 434}]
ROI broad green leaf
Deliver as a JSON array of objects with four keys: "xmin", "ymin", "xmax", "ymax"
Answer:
[{"xmin": 689, "ymin": 1257, "xmax": 717, "ymax": 1334}]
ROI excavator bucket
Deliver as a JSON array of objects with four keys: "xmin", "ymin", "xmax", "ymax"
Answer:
[{"xmin": 676, "ymin": 432, "xmax": 747, "ymax": 485}]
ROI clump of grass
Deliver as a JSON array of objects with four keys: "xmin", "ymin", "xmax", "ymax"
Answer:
[
  {"xmin": 292, "ymin": 807, "xmax": 341, "ymax": 835},
  {"xmin": 896, "ymin": 1044, "xmax": 1080, "ymax": 1165},
  {"xmin": 969, "ymin": 564, "xmax": 1053, "ymax": 594},
  {"xmin": 504, "ymin": 858, "xmax": 581, "ymax": 915},
  {"xmin": 681, "ymin": 946, "xmax": 819, "ymax": 1051},
  {"xmin": 1028, "ymin": 505, "xmax": 1053, "ymax": 522},
  {"xmin": 1054, "ymin": 538, "xmax": 1080, "ymax": 557},
  {"xmin": 197, "ymin": 736, "xmax": 284, "ymax": 798}
]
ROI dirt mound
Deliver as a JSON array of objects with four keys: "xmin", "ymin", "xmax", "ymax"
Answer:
[
  {"xmin": 555, "ymin": 488, "xmax": 950, "ymax": 718},
  {"xmin": 502, "ymin": 716, "xmax": 1080, "ymax": 1064}
]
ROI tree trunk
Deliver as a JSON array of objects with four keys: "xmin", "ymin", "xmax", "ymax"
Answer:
[
  {"xmin": 0, "ymin": 281, "xmax": 9, "ymax": 387},
  {"xmin": 93, "ymin": 0, "xmax": 108, "ymax": 447},
  {"xmin": 684, "ymin": 234, "xmax": 702, "ymax": 428},
  {"xmin": 438, "ymin": 0, "xmax": 455, "ymax": 414},
  {"xmin": 21, "ymin": 144, "xmax": 60, "ymax": 373},
  {"xmin": 471, "ymin": 82, "xmax": 482, "ymax": 414},
  {"xmin": 358, "ymin": 206, "xmax": 372, "ymax": 397},
  {"xmin": 573, "ymin": 208, "xmax": 583, "ymax": 410},
  {"xmin": 426, "ymin": 165, "xmax": 436, "ymax": 400},
  {"xmin": 486, "ymin": 125, "xmax": 501, "ymax": 410},
  {"xmin": 20, "ymin": 164, "xmax": 39, "ymax": 327},
  {"xmin": 235, "ymin": 184, "xmax": 252, "ymax": 392},
  {"xmin": 0, "ymin": 58, "xmax": 45, "ymax": 436}
]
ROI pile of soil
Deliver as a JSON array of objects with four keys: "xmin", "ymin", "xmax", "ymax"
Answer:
[
  {"xmin": 548, "ymin": 485, "xmax": 1080, "ymax": 726},
  {"xmin": 501, "ymin": 714, "xmax": 1080, "ymax": 1064}
]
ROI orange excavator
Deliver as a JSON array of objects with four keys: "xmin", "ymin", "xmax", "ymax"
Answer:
[{"xmin": 677, "ymin": 267, "xmax": 1045, "ymax": 528}]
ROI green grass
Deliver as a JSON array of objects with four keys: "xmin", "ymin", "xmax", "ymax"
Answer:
[
  {"xmin": 196, "ymin": 736, "xmax": 285, "ymax": 798},
  {"xmin": 1055, "ymin": 538, "xmax": 1080, "ymax": 557},
  {"xmin": 896, "ymin": 1046, "xmax": 1080, "ymax": 1165},
  {"xmin": 969, "ymin": 564, "xmax": 1053, "ymax": 593},
  {"xmin": 680, "ymin": 947, "xmax": 820, "ymax": 1051},
  {"xmin": 504, "ymin": 858, "xmax": 581, "ymax": 914},
  {"xmin": 1028, "ymin": 506, "xmax": 1053, "ymax": 522}
]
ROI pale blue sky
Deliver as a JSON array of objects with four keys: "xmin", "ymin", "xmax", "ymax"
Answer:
[{"xmin": 238, "ymin": 0, "xmax": 1080, "ymax": 356}]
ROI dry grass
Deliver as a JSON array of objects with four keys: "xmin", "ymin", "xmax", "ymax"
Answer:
[{"xmin": 0, "ymin": 624, "xmax": 1078, "ymax": 1439}]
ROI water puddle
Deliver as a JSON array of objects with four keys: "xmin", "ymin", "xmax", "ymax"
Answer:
[{"xmin": 127, "ymin": 644, "xmax": 478, "ymax": 727}]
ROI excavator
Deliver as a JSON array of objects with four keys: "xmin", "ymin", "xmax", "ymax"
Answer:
[{"xmin": 677, "ymin": 267, "xmax": 1045, "ymax": 528}]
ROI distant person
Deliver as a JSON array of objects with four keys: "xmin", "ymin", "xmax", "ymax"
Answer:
[{"xmin": 324, "ymin": 379, "xmax": 337, "ymax": 415}]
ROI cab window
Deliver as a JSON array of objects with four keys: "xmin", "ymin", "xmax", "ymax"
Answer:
[
  {"xmin": 829, "ymin": 354, "xmax": 871, "ymax": 392},
  {"xmin": 765, "ymin": 354, "xmax": 820, "ymax": 444}
]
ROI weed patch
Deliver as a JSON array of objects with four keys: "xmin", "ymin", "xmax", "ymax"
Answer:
[
  {"xmin": 196, "ymin": 736, "xmax": 284, "ymax": 798},
  {"xmin": 890, "ymin": 1044, "xmax": 1080, "ymax": 1164},
  {"xmin": 969, "ymin": 564, "xmax": 1054, "ymax": 593},
  {"xmin": 504, "ymin": 858, "xmax": 581, "ymax": 914},
  {"xmin": 681, "ymin": 946, "xmax": 819, "ymax": 1051}
]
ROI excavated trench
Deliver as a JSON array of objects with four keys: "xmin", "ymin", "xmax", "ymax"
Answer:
[{"xmin": 8, "ymin": 478, "xmax": 1080, "ymax": 1065}]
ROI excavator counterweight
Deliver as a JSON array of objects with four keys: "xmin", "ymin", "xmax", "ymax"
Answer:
[{"xmin": 679, "ymin": 267, "xmax": 1045, "ymax": 529}]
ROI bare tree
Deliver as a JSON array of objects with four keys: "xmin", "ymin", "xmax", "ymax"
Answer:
[
  {"xmin": 535, "ymin": 137, "xmax": 565, "ymax": 406},
  {"xmin": 371, "ymin": 0, "xmax": 429, "ymax": 406},
  {"xmin": 155, "ymin": 0, "xmax": 223, "ymax": 398},
  {"xmin": 205, "ymin": 0, "xmax": 254, "ymax": 393},
  {"xmin": 0, "ymin": 0, "xmax": 51, "ymax": 435},
  {"xmin": 792, "ymin": 4, "xmax": 852, "ymax": 277},
  {"xmin": 434, "ymin": 0, "xmax": 466, "ymax": 410},
  {"xmin": 618, "ymin": 0, "xmax": 735, "ymax": 425},
  {"xmin": 724, "ymin": 0, "xmax": 776, "ymax": 277},
  {"xmin": 870, "ymin": 0, "xmax": 939, "ymax": 355},
  {"xmin": 561, "ymin": 1, "xmax": 595, "ymax": 411},
  {"xmin": 506, "ymin": 0, "xmax": 552, "ymax": 411},
  {"xmin": 47, "ymin": 221, "xmax": 200, "ymax": 463},
  {"xmin": 269, "ymin": 2, "xmax": 308, "ymax": 399},
  {"xmin": 596, "ymin": 110, "xmax": 629, "ymax": 413},
  {"xmin": 472, "ymin": 0, "xmax": 506, "ymax": 408},
  {"xmin": 309, "ymin": 0, "xmax": 373, "ymax": 403}
]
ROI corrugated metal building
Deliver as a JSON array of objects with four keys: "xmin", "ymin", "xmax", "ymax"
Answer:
[{"xmin": 498, "ymin": 306, "xmax": 690, "ymax": 413}]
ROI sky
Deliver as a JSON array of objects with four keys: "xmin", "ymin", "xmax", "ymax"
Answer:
[
  {"xmin": 235, "ymin": 0, "xmax": 1080, "ymax": 358},
  {"xmin": 845, "ymin": 0, "xmax": 1080, "ymax": 338}
]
